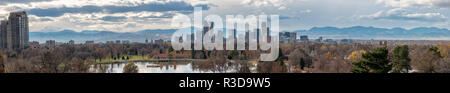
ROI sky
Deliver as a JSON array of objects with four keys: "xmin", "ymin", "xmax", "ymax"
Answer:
[{"xmin": 0, "ymin": 0, "xmax": 449, "ymax": 32}]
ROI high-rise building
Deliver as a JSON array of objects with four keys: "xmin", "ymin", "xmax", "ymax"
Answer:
[
  {"xmin": 279, "ymin": 32, "xmax": 290, "ymax": 43},
  {"xmin": 155, "ymin": 39, "xmax": 165, "ymax": 46},
  {"xmin": 45, "ymin": 40, "xmax": 56, "ymax": 47},
  {"xmin": 300, "ymin": 35, "xmax": 309, "ymax": 42},
  {"xmin": 289, "ymin": 32, "xmax": 297, "ymax": 43},
  {"xmin": 0, "ymin": 20, "xmax": 8, "ymax": 48},
  {"xmin": 1, "ymin": 11, "xmax": 29, "ymax": 49}
]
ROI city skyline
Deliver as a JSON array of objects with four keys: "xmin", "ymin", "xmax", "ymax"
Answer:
[
  {"xmin": 0, "ymin": 0, "xmax": 450, "ymax": 83},
  {"xmin": 0, "ymin": 0, "xmax": 449, "ymax": 33}
]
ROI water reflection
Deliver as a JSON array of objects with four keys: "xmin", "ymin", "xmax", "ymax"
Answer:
[{"xmin": 89, "ymin": 61, "xmax": 257, "ymax": 73}]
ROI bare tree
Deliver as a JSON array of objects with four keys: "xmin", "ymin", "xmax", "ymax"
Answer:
[{"xmin": 123, "ymin": 62, "xmax": 139, "ymax": 73}]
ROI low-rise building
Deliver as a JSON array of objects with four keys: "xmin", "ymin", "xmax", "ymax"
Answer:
[
  {"xmin": 45, "ymin": 40, "xmax": 56, "ymax": 47},
  {"xmin": 85, "ymin": 41, "xmax": 94, "ymax": 44}
]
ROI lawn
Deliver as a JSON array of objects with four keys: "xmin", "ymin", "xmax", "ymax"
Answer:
[{"xmin": 95, "ymin": 55, "xmax": 153, "ymax": 63}]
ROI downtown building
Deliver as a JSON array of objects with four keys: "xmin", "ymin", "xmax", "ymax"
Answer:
[{"xmin": 0, "ymin": 11, "xmax": 29, "ymax": 49}]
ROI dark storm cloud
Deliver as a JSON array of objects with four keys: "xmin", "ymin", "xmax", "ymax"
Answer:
[{"xmin": 27, "ymin": 1, "xmax": 210, "ymax": 17}]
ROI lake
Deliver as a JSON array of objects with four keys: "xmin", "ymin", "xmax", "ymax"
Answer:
[{"xmin": 89, "ymin": 61, "xmax": 257, "ymax": 73}]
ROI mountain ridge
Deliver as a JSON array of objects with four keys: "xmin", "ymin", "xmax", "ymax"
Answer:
[{"xmin": 29, "ymin": 26, "xmax": 450, "ymax": 43}]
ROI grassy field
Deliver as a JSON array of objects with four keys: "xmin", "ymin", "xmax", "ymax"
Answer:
[
  {"xmin": 95, "ymin": 55, "xmax": 206, "ymax": 64},
  {"xmin": 95, "ymin": 55, "xmax": 153, "ymax": 63}
]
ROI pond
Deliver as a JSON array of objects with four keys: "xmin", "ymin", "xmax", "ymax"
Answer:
[{"xmin": 89, "ymin": 61, "xmax": 257, "ymax": 73}]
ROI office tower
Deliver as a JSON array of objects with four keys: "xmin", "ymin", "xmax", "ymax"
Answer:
[
  {"xmin": 1, "ymin": 11, "xmax": 29, "ymax": 49},
  {"xmin": 46, "ymin": 40, "xmax": 56, "ymax": 47},
  {"xmin": 0, "ymin": 20, "xmax": 8, "ymax": 49},
  {"xmin": 300, "ymin": 35, "xmax": 309, "ymax": 42},
  {"xmin": 289, "ymin": 32, "xmax": 297, "ymax": 43}
]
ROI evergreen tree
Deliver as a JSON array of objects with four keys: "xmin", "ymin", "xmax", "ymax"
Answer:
[
  {"xmin": 300, "ymin": 58, "xmax": 305, "ymax": 70},
  {"xmin": 351, "ymin": 47, "xmax": 391, "ymax": 73},
  {"xmin": 391, "ymin": 45, "xmax": 411, "ymax": 73},
  {"xmin": 429, "ymin": 47, "xmax": 442, "ymax": 58}
]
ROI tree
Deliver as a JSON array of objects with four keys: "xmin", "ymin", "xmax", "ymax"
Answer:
[
  {"xmin": 237, "ymin": 61, "xmax": 251, "ymax": 73},
  {"xmin": 429, "ymin": 47, "xmax": 442, "ymax": 58},
  {"xmin": 0, "ymin": 53, "xmax": 5, "ymax": 73},
  {"xmin": 93, "ymin": 48, "xmax": 106, "ymax": 62},
  {"xmin": 391, "ymin": 45, "xmax": 411, "ymax": 73},
  {"xmin": 300, "ymin": 58, "xmax": 306, "ymax": 70},
  {"xmin": 413, "ymin": 47, "xmax": 443, "ymax": 73},
  {"xmin": 348, "ymin": 50, "xmax": 365, "ymax": 62},
  {"xmin": 123, "ymin": 62, "xmax": 138, "ymax": 73},
  {"xmin": 41, "ymin": 51, "xmax": 62, "ymax": 73},
  {"xmin": 288, "ymin": 49, "xmax": 301, "ymax": 69},
  {"xmin": 228, "ymin": 50, "xmax": 239, "ymax": 60},
  {"xmin": 351, "ymin": 47, "xmax": 391, "ymax": 73},
  {"xmin": 276, "ymin": 48, "xmax": 284, "ymax": 62},
  {"xmin": 435, "ymin": 58, "xmax": 450, "ymax": 73},
  {"xmin": 67, "ymin": 58, "xmax": 91, "ymax": 73}
]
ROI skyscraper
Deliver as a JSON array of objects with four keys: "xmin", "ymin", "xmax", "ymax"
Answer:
[
  {"xmin": 300, "ymin": 35, "xmax": 309, "ymax": 42},
  {"xmin": 0, "ymin": 20, "xmax": 8, "ymax": 49},
  {"xmin": 289, "ymin": 32, "xmax": 297, "ymax": 43},
  {"xmin": 1, "ymin": 11, "xmax": 29, "ymax": 49}
]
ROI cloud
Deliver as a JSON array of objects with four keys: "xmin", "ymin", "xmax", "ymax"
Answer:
[
  {"xmin": 1, "ymin": 0, "xmax": 210, "ymax": 9},
  {"xmin": 0, "ymin": 0, "xmax": 211, "ymax": 17},
  {"xmin": 27, "ymin": 11, "xmax": 182, "ymax": 32},
  {"xmin": 376, "ymin": 0, "xmax": 450, "ymax": 8},
  {"xmin": 0, "ymin": 0, "xmax": 53, "ymax": 5},
  {"xmin": 360, "ymin": 8, "xmax": 447, "ymax": 22},
  {"xmin": 299, "ymin": 9, "xmax": 312, "ymax": 13},
  {"xmin": 279, "ymin": 16, "xmax": 292, "ymax": 20},
  {"xmin": 241, "ymin": 0, "xmax": 296, "ymax": 10},
  {"xmin": 278, "ymin": 9, "xmax": 311, "ymax": 20},
  {"xmin": 1, "ymin": 0, "xmax": 449, "ymax": 32},
  {"xmin": 0, "ymin": 0, "xmax": 211, "ymax": 32},
  {"xmin": 28, "ymin": 15, "xmax": 54, "ymax": 22},
  {"xmin": 100, "ymin": 16, "xmax": 127, "ymax": 22},
  {"xmin": 26, "ymin": 1, "xmax": 209, "ymax": 17}
]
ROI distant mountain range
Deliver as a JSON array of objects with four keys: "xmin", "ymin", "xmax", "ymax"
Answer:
[
  {"xmin": 29, "ymin": 26, "xmax": 450, "ymax": 43},
  {"xmin": 30, "ymin": 29, "xmax": 177, "ymax": 43},
  {"xmin": 292, "ymin": 26, "xmax": 450, "ymax": 40}
]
